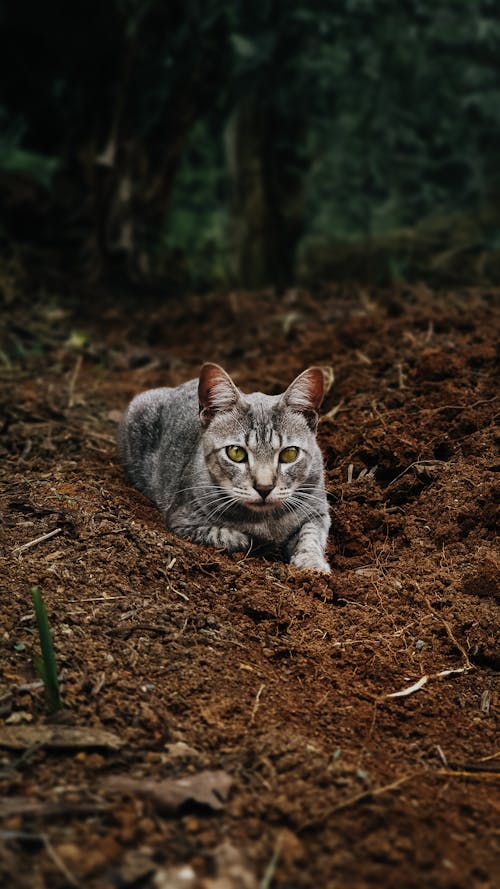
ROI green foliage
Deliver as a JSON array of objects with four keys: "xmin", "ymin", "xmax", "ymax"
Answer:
[
  {"xmin": 301, "ymin": 0, "xmax": 500, "ymax": 243},
  {"xmin": 167, "ymin": 0, "xmax": 500, "ymax": 284},
  {"xmin": 0, "ymin": 111, "xmax": 57, "ymax": 188},
  {"xmin": 164, "ymin": 120, "xmax": 231, "ymax": 287},
  {"xmin": 31, "ymin": 586, "xmax": 63, "ymax": 713},
  {"xmin": 2, "ymin": 0, "xmax": 500, "ymax": 284}
]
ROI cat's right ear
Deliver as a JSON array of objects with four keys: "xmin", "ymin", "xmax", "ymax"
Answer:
[
  {"xmin": 198, "ymin": 363, "xmax": 240, "ymax": 427},
  {"xmin": 282, "ymin": 367, "xmax": 325, "ymax": 430}
]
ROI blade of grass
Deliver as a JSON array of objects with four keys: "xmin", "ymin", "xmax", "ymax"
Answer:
[{"xmin": 31, "ymin": 586, "xmax": 63, "ymax": 712}]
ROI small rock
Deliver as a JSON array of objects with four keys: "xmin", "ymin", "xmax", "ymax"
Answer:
[{"xmin": 154, "ymin": 865, "xmax": 197, "ymax": 889}]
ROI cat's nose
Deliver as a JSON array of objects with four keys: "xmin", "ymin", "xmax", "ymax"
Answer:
[{"xmin": 255, "ymin": 484, "xmax": 273, "ymax": 500}]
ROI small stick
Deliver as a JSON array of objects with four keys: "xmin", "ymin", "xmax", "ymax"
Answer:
[
  {"xmin": 169, "ymin": 585, "xmax": 189, "ymax": 601},
  {"xmin": 478, "ymin": 751, "xmax": 500, "ymax": 763},
  {"xmin": 436, "ymin": 745, "xmax": 448, "ymax": 767},
  {"xmin": 77, "ymin": 596, "xmax": 126, "ymax": 602},
  {"xmin": 260, "ymin": 832, "xmax": 283, "ymax": 889},
  {"xmin": 42, "ymin": 833, "xmax": 82, "ymax": 888},
  {"xmin": 320, "ymin": 399, "xmax": 344, "ymax": 422},
  {"xmin": 67, "ymin": 355, "xmax": 83, "ymax": 409},
  {"xmin": 442, "ymin": 619, "xmax": 473, "ymax": 671},
  {"xmin": 436, "ymin": 768, "xmax": 500, "ymax": 780},
  {"xmin": 250, "ymin": 683, "xmax": 265, "ymax": 725},
  {"xmin": 84, "ymin": 429, "xmax": 116, "ymax": 444},
  {"xmin": 396, "ymin": 362, "xmax": 406, "ymax": 389},
  {"xmin": 385, "ymin": 666, "xmax": 470, "ymax": 699},
  {"xmin": 13, "ymin": 528, "xmax": 62, "ymax": 553},
  {"xmin": 301, "ymin": 772, "xmax": 420, "ymax": 829},
  {"xmin": 387, "ymin": 460, "xmax": 448, "ymax": 489}
]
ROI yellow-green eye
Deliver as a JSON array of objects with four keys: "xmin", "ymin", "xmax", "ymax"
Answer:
[
  {"xmin": 279, "ymin": 447, "xmax": 299, "ymax": 464},
  {"xmin": 226, "ymin": 445, "xmax": 247, "ymax": 463}
]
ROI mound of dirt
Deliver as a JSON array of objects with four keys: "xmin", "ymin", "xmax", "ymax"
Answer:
[{"xmin": 0, "ymin": 281, "xmax": 498, "ymax": 888}]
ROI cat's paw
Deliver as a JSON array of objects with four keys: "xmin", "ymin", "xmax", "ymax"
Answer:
[
  {"xmin": 290, "ymin": 551, "xmax": 331, "ymax": 574},
  {"xmin": 210, "ymin": 527, "xmax": 251, "ymax": 553}
]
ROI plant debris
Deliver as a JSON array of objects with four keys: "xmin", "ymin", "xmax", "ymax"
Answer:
[
  {"xmin": 0, "ymin": 725, "xmax": 123, "ymax": 750},
  {"xmin": 106, "ymin": 770, "xmax": 232, "ymax": 813},
  {"xmin": 0, "ymin": 281, "xmax": 498, "ymax": 888}
]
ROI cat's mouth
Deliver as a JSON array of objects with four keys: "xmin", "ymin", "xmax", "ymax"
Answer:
[{"xmin": 244, "ymin": 499, "xmax": 282, "ymax": 512}]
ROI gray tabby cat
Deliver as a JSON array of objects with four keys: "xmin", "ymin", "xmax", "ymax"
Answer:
[{"xmin": 118, "ymin": 364, "xmax": 331, "ymax": 572}]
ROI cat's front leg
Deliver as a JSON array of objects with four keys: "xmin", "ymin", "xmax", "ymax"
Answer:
[
  {"xmin": 171, "ymin": 523, "xmax": 251, "ymax": 554},
  {"xmin": 287, "ymin": 520, "xmax": 331, "ymax": 574}
]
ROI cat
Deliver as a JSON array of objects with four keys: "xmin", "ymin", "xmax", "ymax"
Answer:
[{"xmin": 118, "ymin": 363, "xmax": 331, "ymax": 573}]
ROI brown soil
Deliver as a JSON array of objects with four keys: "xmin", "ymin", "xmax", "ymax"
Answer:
[{"xmin": 0, "ymin": 280, "xmax": 499, "ymax": 889}]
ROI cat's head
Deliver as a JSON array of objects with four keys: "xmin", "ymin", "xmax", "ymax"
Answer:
[{"xmin": 198, "ymin": 363, "xmax": 325, "ymax": 512}]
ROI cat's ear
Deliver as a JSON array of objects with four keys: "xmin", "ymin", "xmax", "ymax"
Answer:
[
  {"xmin": 282, "ymin": 367, "xmax": 324, "ymax": 429},
  {"xmin": 198, "ymin": 363, "xmax": 241, "ymax": 427}
]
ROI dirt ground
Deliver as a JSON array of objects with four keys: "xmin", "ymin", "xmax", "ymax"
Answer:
[{"xmin": 0, "ymin": 276, "xmax": 498, "ymax": 889}]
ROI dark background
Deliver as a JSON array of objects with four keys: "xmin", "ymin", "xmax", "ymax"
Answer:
[{"xmin": 2, "ymin": 0, "xmax": 500, "ymax": 292}]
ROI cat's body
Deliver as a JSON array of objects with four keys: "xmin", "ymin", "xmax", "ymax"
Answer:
[{"xmin": 118, "ymin": 364, "xmax": 331, "ymax": 572}]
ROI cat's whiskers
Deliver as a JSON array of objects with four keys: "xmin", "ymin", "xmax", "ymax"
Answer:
[
  {"xmin": 286, "ymin": 495, "xmax": 322, "ymax": 523},
  {"xmin": 300, "ymin": 483, "xmax": 335, "ymax": 495},
  {"xmin": 295, "ymin": 490, "xmax": 329, "ymax": 507},
  {"xmin": 204, "ymin": 495, "xmax": 240, "ymax": 523},
  {"xmin": 173, "ymin": 483, "xmax": 227, "ymax": 496},
  {"xmin": 282, "ymin": 497, "xmax": 316, "ymax": 526},
  {"xmin": 192, "ymin": 490, "xmax": 235, "ymax": 504}
]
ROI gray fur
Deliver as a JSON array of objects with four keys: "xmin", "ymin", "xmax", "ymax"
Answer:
[{"xmin": 118, "ymin": 365, "xmax": 331, "ymax": 572}]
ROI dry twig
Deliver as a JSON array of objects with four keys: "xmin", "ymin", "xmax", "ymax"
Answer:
[
  {"xmin": 42, "ymin": 833, "xmax": 82, "ymax": 889},
  {"xmin": 250, "ymin": 684, "xmax": 265, "ymax": 725},
  {"xmin": 13, "ymin": 528, "xmax": 62, "ymax": 553}
]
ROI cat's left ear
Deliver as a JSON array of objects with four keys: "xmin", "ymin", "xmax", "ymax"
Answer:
[
  {"xmin": 199, "ymin": 363, "xmax": 241, "ymax": 427},
  {"xmin": 282, "ymin": 367, "xmax": 324, "ymax": 430}
]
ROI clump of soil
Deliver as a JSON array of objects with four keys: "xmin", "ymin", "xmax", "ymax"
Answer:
[{"xmin": 0, "ymin": 279, "xmax": 498, "ymax": 889}]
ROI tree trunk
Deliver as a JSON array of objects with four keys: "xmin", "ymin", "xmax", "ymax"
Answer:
[{"xmin": 226, "ymin": 94, "xmax": 305, "ymax": 289}]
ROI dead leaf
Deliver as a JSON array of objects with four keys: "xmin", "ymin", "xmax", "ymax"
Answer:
[
  {"xmin": 154, "ymin": 864, "xmax": 198, "ymax": 889},
  {"xmin": 120, "ymin": 848, "xmax": 157, "ymax": 884},
  {"xmin": 5, "ymin": 711, "xmax": 33, "ymax": 725},
  {"xmin": 0, "ymin": 797, "xmax": 108, "ymax": 818},
  {"xmin": 107, "ymin": 769, "xmax": 232, "ymax": 813},
  {"xmin": 203, "ymin": 841, "xmax": 258, "ymax": 889},
  {"xmin": 164, "ymin": 741, "xmax": 201, "ymax": 760},
  {"xmin": 0, "ymin": 724, "xmax": 123, "ymax": 750}
]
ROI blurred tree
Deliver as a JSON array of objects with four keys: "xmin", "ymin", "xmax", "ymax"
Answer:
[
  {"xmin": 0, "ymin": 0, "xmax": 232, "ymax": 280},
  {"xmin": 224, "ymin": 2, "xmax": 312, "ymax": 288},
  {"xmin": 1, "ymin": 0, "xmax": 500, "ymax": 287}
]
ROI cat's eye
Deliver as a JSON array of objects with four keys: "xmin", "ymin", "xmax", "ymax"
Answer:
[
  {"xmin": 279, "ymin": 447, "xmax": 299, "ymax": 464},
  {"xmin": 226, "ymin": 445, "xmax": 247, "ymax": 463}
]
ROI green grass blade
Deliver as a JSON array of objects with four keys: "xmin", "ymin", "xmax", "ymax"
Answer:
[{"xmin": 31, "ymin": 586, "xmax": 63, "ymax": 712}]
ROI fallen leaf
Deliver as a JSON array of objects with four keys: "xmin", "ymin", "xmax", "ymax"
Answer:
[
  {"xmin": 0, "ymin": 724, "xmax": 123, "ymax": 750},
  {"xmin": 120, "ymin": 847, "xmax": 157, "ymax": 884},
  {"xmin": 154, "ymin": 864, "xmax": 198, "ymax": 889},
  {"xmin": 0, "ymin": 797, "xmax": 108, "ymax": 818},
  {"xmin": 5, "ymin": 711, "xmax": 33, "ymax": 725},
  {"xmin": 107, "ymin": 770, "xmax": 232, "ymax": 813},
  {"xmin": 164, "ymin": 741, "xmax": 201, "ymax": 760},
  {"xmin": 203, "ymin": 841, "xmax": 258, "ymax": 889}
]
